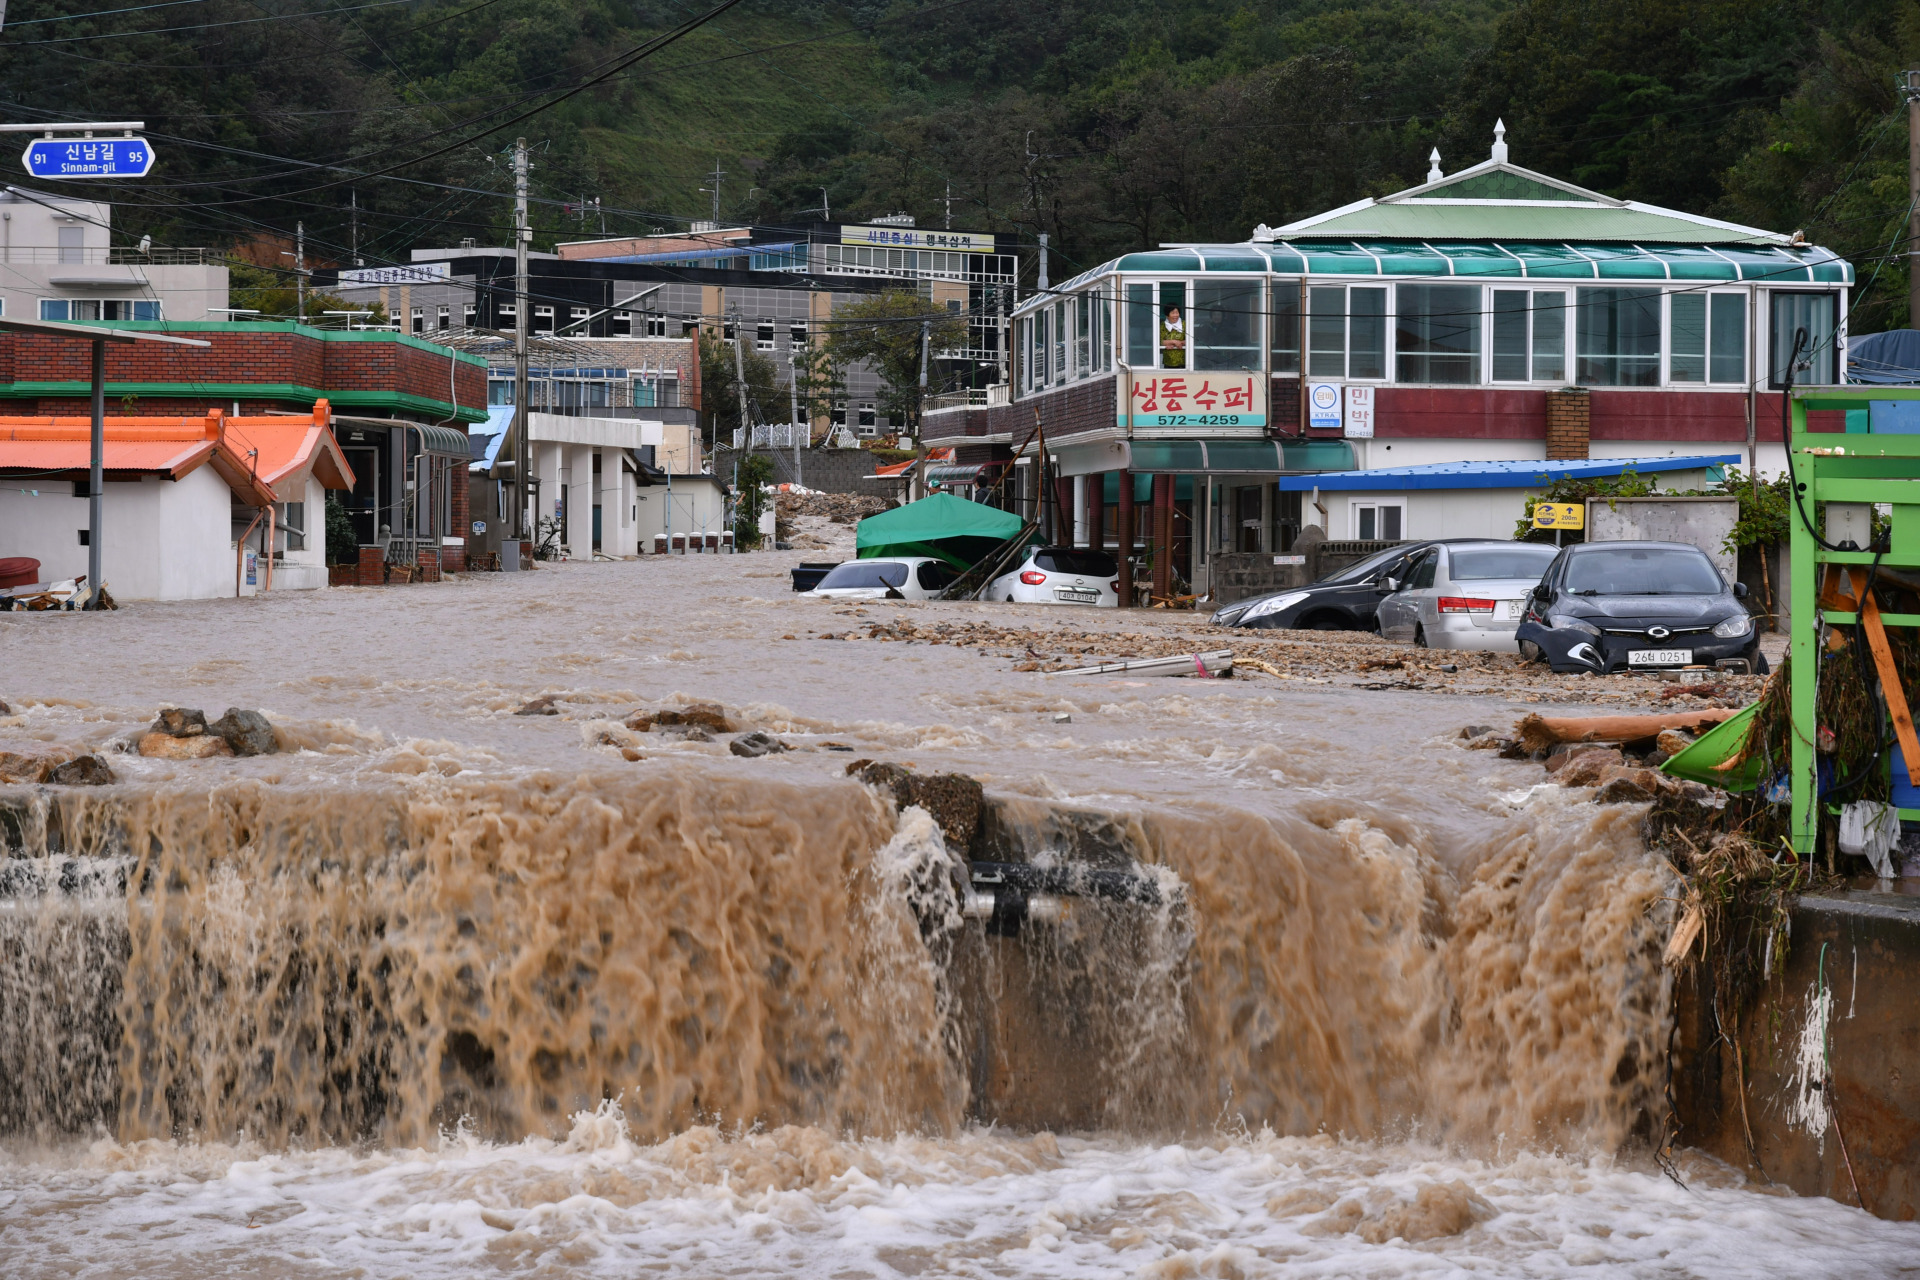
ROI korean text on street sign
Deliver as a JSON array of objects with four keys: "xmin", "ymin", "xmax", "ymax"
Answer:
[
  {"xmin": 1532, "ymin": 502, "xmax": 1584, "ymax": 530},
  {"xmin": 1307, "ymin": 382, "xmax": 1341, "ymax": 430},
  {"xmin": 1121, "ymin": 374, "xmax": 1266, "ymax": 429},
  {"xmin": 1343, "ymin": 385, "xmax": 1374, "ymax": 438},
  {"xmin": 22, "ymin": 136, "xmax": 156, "ymax": 179}
]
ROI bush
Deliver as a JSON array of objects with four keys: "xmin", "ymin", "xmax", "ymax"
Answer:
[{"xmin": 325, "ymin": 496, "xmax": 359, "ymax": 565}]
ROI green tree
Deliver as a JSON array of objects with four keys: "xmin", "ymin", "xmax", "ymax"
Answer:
[
  {"xmin": 824, "ymin": 292, "xmax": 968, "ymax": 439},
  {"xmin": 790, "ymin": 342, "xmax": 845, "ymax": 443},
  {"xmin": 733, "ymin": 453, "xmax": 776, "ymax": 550},
  {"xmin": 698, "ymin": 332, "xmax": 785, "ymax": 450},
  {"xmin": 325, "ymin": 495, "xmax": 360, "ymax": 564},
  {"xmin": 229, "ymin": 262, "xmax": 388, "ymax": 326}
]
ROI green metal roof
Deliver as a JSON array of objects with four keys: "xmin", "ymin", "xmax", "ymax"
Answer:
[{"xmin": 1074, "ymin": 240, "xmax": 1849, "ymax": 287}]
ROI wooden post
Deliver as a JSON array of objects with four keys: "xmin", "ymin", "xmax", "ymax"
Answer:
[
  {"xmin": 1117, "ymin": 469, "xmax": 1135, "ymax": 607},
  {"xmin": 1054, "ymin": 474, "xmax": 1076, "ymax": 545},
  {"xmin": 1152, "ymin": 473, "xmax": 1173, "ymax": 600}
]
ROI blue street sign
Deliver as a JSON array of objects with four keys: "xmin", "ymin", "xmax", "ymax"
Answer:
[{"xmin": 21, "ymin": 136, "xmax": 156, "ymax": 179}]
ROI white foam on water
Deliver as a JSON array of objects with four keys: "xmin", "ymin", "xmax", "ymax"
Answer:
[{"xmin": 2, "ymin": 1110, "xmax": 1913, "ymax": 1279}]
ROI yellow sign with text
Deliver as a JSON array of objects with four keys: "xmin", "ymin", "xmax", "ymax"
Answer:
[{"xmin": 1531, "ymin": 502, "xmax": 1584, "ymax": 530}]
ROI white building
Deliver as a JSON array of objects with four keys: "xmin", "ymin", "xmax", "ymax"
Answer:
[
  {"xmin": 0, "ymin": 404, "xmax": 352, "ymax": 600},
  {"xmin": 0, "ymin": 187, "xmax": 228, "ymax": 324}
]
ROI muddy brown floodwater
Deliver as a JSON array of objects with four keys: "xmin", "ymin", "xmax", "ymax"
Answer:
[{"xmin": 0, "ymin": 552, "xmax": 1913, "ymax": 1279}]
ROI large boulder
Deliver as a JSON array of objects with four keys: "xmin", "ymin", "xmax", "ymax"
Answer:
[
  {"xmin": 139, "ymin": 732, "xmax": 232, "ymax": 760},
  {"xmin": 151, "ymin": 707, "xmax": 208, "ymax": 737},
  {"xmin": 48, "ymin": 755, "xmax": 115, "ymax": 786},
  {"xmin": 850, "ymin": 760, "xmax": 984, "ymax": 851},
  {"xmin": 210, "ymin": 708, "xmax": 276, "ymax": 756}
]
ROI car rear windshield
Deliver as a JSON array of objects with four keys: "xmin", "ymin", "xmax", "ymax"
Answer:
[
  {"xmin": 817, "ymin": 561, "xmax": 908, "ymax": 589},
  {"xmin": 1035, "ymin": 550, "xmax": 1116, "ymax": 576},
  {"xmin": 1563, "ymin": 547, "xmax": 1724, "ymax": 595},
  {"xmin": 1450, "ymin": 545, "xmax": 1560, "ymax": 581}
]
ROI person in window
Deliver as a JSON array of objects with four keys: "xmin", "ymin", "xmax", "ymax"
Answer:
[{"xmin": 1160, "ymin": 306, "xmax": 1186, "ymax": 368}]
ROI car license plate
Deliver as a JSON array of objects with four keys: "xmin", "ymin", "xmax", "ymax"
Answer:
[
  {"xmin": 1502, "ymin": 599, "xmax": 1526, "ymax": 618},
  {"xmin": 1629, "ymin": 648, "xmax": 1692, "ymax": 666},
  {"xmin": 1055, "ymin": 588, "xmax": 1099, "ymax": 603}
]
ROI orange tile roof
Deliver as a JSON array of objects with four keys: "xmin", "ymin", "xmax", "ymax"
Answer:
[{"xmin": 0, "ymin": 400, "xmax": 353, "ymax": 503}]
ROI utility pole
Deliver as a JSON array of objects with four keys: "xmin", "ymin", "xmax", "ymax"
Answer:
[
  {"xmin": 513, "ymin": 137, "xmax": 531, "ymax": 547},
  {"xmin": 731, "ymin": 325, "xmax": 750, "ymax": 446},
  {"xmin": 945, "ymin": 182, "xmax": 952, "ymax": 231},
  {"xmin": 1907, "ymin": 69, "xmax": 1920, "ymax": 329},
  {"xmin": 1037, "ymin": 232, "xmax": 1049, "ymax": 293},
  {"xmin": 789, "ymin": 351, "xmax": 803, "ymax": 490},
  {"xmin": 914, "ymin": 318, "xmax": 930, "ymax": 501},
  {"xmin": 350, "ymin": 191, "xmax": 361, "ymax": 266},
  {"xmin": 294, "ymin": 221, "xmax": 306, "ymax": 320},
  {"xmin": 703, "ymin": 158, "xmax": 724, "ymax": 226}
]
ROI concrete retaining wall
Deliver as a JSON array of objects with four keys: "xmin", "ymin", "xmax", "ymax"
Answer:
[
  {"xmin": 735, "ymin": 447, "xmax": 877, "ymax": 495},
  {"xmin": 1210, "ymin": 530, "xmax": 1409, "ymax": 605},
  {"xmin": 1673, "ymin": 889, "xmax": 1920, "ymax": 1221}
]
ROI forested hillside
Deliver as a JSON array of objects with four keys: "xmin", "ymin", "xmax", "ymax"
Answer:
[{"xmin": 1, "ymin": 0, "xmax": 1915, "ymax": 326}]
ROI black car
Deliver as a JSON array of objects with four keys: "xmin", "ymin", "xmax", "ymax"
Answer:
[
  {"xmin": 1211, "ymin": 541, "xmax": 1443, "ymax": 630},
  {"xmin": 1515, "ymin": 540, "xmax": 1766, "ymax": 674}
]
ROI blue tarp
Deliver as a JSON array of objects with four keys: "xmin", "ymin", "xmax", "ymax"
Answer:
[
  {"xmin": 1273, "ymin": 454, "xmax": 1742, "ymax": 493},
  {"xmin": 1848, "ymin": 330, "xmax": 1920, "ymax": 385}
]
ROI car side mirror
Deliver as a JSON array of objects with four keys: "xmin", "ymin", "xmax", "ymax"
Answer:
[
  {"xmin": 1734, "ymin": 582, "xmax": 1749, "ymax": 598},
  {"xmin": 1531, "ymin": 583, "xmax": 1551, "ymax": 602},
  {"xmin": 1378, "ymin": 577, "xmax": 1398, "ymax": 594}
]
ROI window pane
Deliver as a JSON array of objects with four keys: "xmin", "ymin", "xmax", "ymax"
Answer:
[
  {"xmin": 1075, "ymin": 292, "xmax": 1091, "ymax": 375},
  {"xmin": 1396, "ymin": 284, "xmax": 1482, "ymax": 384},
  {"xmin": 1532, "ymin": 290, "xmax": 1566, "ymax": 381},
  {"xmin": 1035, "ymin": 311, "xmax": 1048, "ymax": 384},
  {"xmin": 1670, "ymin": 293, "xmax": 1706, "ymax": 383},
  {"xmin": 1193, "ymin": 280, "xmax": 1261, "ymax": 370},
  {"xmin": 1349, "ymin": 287, "xmax": 1386, "ymax": 379},
  {"xmin": 1710, "ymin": 293, "xmax": 1746, "ymax": 384},
  {"xmin": 1126, "ymin": 283, "xmax": 1155, "ymax": 367},
  {"xmin": 1492, "ymin": 290, "xmax": 1529, "ymax": 381},
  {"xmin": 1358, "ymin": 506, "xmax": 1376, "ymax": 540},
  {"xmin": 1770, "ymin": 291, "xmax": 1836, "ymax": 385},
  {"xmin": 1382, "ymin": 506, "xmax": 1403, "ymax": 541},
  {"xmin": 1576, "ymin": 288, "xmax": 1661, "ymax": 386},
  {"xmin": 40, "ymin": 300, "xmax": 68, "ymax": 320},
  {"xmin": 1308, "ymin": 286, "xmax": 1346, "ymax": 377},
  {"xmin": 1053, "ymin": 301, "xmax": 1067, "ymax": 379},
  {"xmin": 1158, "ymin": 282, "xmax": 1187, "ymax": 368},
  {"xmin": 1270, "ymin": 281, "xmax": 1301, "ymax": 374}
]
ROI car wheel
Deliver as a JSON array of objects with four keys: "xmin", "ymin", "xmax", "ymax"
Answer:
[
  {"xmin": 1300, "ymin": 610, "xmax": 1347, "ymax": 631},
  {"xmin": 1413, "ymin": 625, "xmax": 1429, "ymax": 648},
  {"xmin": 1518, "ymin": 640, "xmax": 1545, "ymax": 663}
]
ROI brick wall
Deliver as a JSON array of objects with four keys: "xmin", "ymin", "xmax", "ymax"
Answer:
[
  {"xmin": 1545, "ymin": 388, "xmax": 1591, "ymax": 459},
  {"xmin": 443, "ymin": 466, "xmax": 470, "ymax": 573}
]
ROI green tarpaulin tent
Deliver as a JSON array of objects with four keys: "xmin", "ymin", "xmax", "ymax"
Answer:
[{"xmin": 855, "ymin": 493, "xmax": 1027, "ymax": 569}]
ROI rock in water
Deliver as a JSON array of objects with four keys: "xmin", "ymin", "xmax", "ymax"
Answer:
[
  {"xmin": 151, "ymin": 707, "xmax": 208, "ymax": 737},
  {"xmin": 729, "ymin": 731, "xmax": 788, "ymax": 758},
  {"xmin": 514, "ymin": 695, "xmax": 561, "ymax": 716},
  {"xmin": 139, "ymin": 732, "xmax": 233, "ymax": 760},
  {"xmin": 47, "ymin": 755, "xmax": 115, "ymax": 786},
  {"xmin": 210, "ymin": 708, "xmax": 276, "ymax": 756},
  {"xmin": 655, "ymin": 703, "xmax": 734, "ymax": 733}
]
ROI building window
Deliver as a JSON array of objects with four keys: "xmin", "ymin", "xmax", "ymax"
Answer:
[
  {"xmin": 464, "ymin": 303, "xmax": 477, "ymax": 326},
  {"xmin": 1575, "ymin": 288, "xmax": 1661, "ymax": 386},
  {"xmin": 533, "ymin": 305, "xmax": 554, "ymax": 332},
  {"xmin": 658, "ymin": 378, "xmax": 678, "ymax": 407},
  {"xmin": 280, "ymin": 501, "xmax": 306, "ymax": 551},
  {"xmin": 831, "ymin": 402, "xmax": 847, "ymax": 428},
  {"xmin": 1770, "ymin": 291, "xmax": 1836, "ymax": 387},
  {"xmin": 1270, "ymin": 282, "xmax": 1301, "ymax": 375},
  {"xmin": 611, "ymin": 310, "xmax": 633, "ymax": 336},
  {"xmin": 1053, "ymin": 300, "xmax": 1068, "ymax": 377},
  {"xmin": 1396, "ymin": 284, "xmax": 1478, "ymax": 384},
  {"xmin": 40, "ymin": 299, "xmax": 159, "ymax": 321},
  {"xmin": 437, "ymin": 306, "xmax": 450, "ymax": 330},
  {"xmin": 1489, "ymin": 289, "xmax": 1567, "ymax": 382},
  {"xmin": 1193, "ymin": 280, "xmax": 1262, "ymax": 370},
  {"xmin": 1311, "ymin": 285, "xmax": 1386, "ymax": 379},
  {"xmin": 489, "ymin": 378, "xmax": 513, "ymax": 405},
  {"xmin": 648, "ymin": 316, "xmax": 668, "ymax": 338},
  {"xmin": 682, "ymin": 321, "xmax": 699, "ymax": 338},
  {"xmin": 756, "ymin": 320, "xmax": 775, "ymax": 351},
  {"xmin": 632, "ymin": 378, "xmax": 656, "ymax": 408},
  {"xmin": 723, "ymin": 319, "xmax": 736, "ymax": 340},
  {"xmin": 1126, "ymin": 282, "xmax": 1154, "ymax": 369},
  {"xmin": 411, "ymin": 308, "xmax": 425, "ymax": 334},
  {"xmin": 58, "ymin": 226, "xmax": 83, "ymax": 264},
  {"xmin": 790, "ymin": 320, "xmax": 809, "ymax": 346},
  {"xmin": 497, "ymin": 302, "xmax": 516, "ymax": 327},
  {"xmin": 1156, "ymin": 283, "xmax": 1185, "ymax": 369},
  {"xmin": 1352, "ymin": 501, "xmax": 1404, "ymax": 541},
  {"xmin": 1074, "ymin": 292, "xmax": 1091, "ymax": 376},
  {"xmin": 1671, "ymin": 292, "xmax": 1746, "ymax": 384},
  {"xmin": 857, "ymin": 403, "xmax": 877, "ymax": 436}
]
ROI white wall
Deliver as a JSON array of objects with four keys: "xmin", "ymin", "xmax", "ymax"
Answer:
[
  {"xmin": 1313, "ymin": 467, "xmax": 1722, "ymax": 543},
  {"xmin": 0, "ymin": 469, "xmax": 236, "ymax": 600},
  {"xmin": 635, "ymin": 477, "xmax": 727, "ymax": 548}
]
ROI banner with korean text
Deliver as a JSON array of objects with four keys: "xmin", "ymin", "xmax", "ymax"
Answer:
[{"xmin": 1121, "ymin": 373, "xmax": 1267, "ymax": 430}]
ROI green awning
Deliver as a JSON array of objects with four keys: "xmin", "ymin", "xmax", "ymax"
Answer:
[{"xmin": 855, "ymin": 492, "xmax": 1028, "ymax": 569}]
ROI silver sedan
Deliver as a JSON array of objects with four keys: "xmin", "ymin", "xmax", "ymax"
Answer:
[{"xmin": 1374, "ymin": 541, "xmax": 1561, "ymax": 652}]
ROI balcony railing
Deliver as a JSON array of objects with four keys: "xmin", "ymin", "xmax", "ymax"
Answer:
[{"xmin": 0, "ymin": 245, "xmax": 218, "ymax": 266}]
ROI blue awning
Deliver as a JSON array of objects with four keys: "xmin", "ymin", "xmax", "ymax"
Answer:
[{"xmin": 1274, "ymin": 454, "xmax": 1742, "ymax": 492}]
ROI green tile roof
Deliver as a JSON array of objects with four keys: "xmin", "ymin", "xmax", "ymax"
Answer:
[{"xmin": 1278, "ymin": 199, "xmax": 1771, "ymax": 244}]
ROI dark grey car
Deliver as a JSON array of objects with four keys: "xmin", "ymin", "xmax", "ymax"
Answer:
[
  {"xmin": 1514, "ymin": 540, "xmax": 1766, "ymax": 674},
  {"xmin": 1210, "ymin": 542, "xmax": 1437, "ymax": 630}
]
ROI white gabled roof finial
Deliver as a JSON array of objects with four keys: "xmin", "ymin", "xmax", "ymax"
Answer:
[
  {"xmin": 1427, "ymin": 148, "xmax": 1443, "ymax": 183},
  {"xmin": 1491, "ymin": 118, "xmax": 1508, "ymax": 163}
]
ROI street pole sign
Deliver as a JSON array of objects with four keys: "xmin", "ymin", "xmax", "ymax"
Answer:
[{"xmin": 22, "ymin": 135, "xmax": 155, "ymax": 179}]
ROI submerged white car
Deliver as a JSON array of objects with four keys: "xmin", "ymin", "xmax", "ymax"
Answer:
[
  {"xmin": 1373, "ymin": 540, "xmax": 1561, "ymax": 651},
  {"xmin": 808, "ymin": 556, "xmax": 957, "ymax": 601},
  {"xmin": 985, "ymin": 546, "xmax": 1120, "ymax": 607}
]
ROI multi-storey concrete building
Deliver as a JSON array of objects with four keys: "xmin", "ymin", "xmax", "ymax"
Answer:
[{"xmin": 0, "ymin": 187, "xmax": 227, "ymax": 325}]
